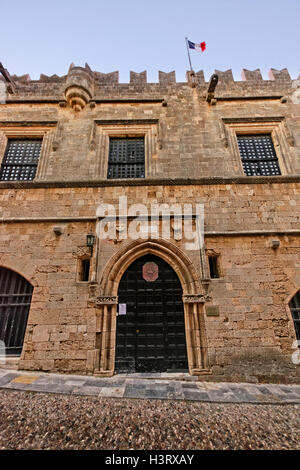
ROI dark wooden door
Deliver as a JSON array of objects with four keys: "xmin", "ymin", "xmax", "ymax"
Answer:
[
  {"xmin": 115, "ymin": 255, "xmax": 188, "ymax": 373},
  {"xmin": 0, "ymin": 268, "xmax": 33, "ymax": 355}
]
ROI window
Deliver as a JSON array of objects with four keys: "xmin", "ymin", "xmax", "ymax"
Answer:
[
  {"xmin": 221, "ymin": 117, "xmax": 294, "ymax": 176},
  {"xmin": 208, "ymin": 255, "xmax": 220, "ymax": 279},
  {"xmin": 78, "ymin": 258, "xmax": 90, "ymax": 282},
  {"xmin": 0, "ymin": 267, "xmax": 33, "ymax": 356},
  {"xmin": 107, "ymin": 137, "xmax": 145, "ymax": 179},
  {"xmin": 289, "ymin": 291, "xmax": 300, "ymax": 343},
  {"xmin": 237, "ymin": 134, "xmax": 281, "ymax": 176},
  {"xmin": 0, "ymin": 139, "xmax": 42, "ymax": 181}
]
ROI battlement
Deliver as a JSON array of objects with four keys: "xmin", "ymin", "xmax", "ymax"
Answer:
[
  {"xmin": 1, "ymin": 63, "xmax": 298, "ymax": 108},
  {"xmin": 3, "ymin": 63, "xmax": 295, "ymax": 85}
]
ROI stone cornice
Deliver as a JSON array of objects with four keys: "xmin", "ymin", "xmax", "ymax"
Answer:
[
  {"xmin": 0, "ymin": 121, "xmax": 57, "ymax": 127},
  {"xmin": 0, "ymin": 175, "xmax": 299, "ymax": 190}
]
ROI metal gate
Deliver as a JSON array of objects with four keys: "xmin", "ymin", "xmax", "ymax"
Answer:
[
  {"xmin": 115, "ymin": 255, "xmax": 188, "ymax": 373},
  {"xmin": 0, "ymin": 267, "xmax": 33, "ymax": 355}
]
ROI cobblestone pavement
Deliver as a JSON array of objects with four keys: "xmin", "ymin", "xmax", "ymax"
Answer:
[
  {"xmin": 0, "ymin": 368, "xmax": 300, "ymax": 403},
  {"xmin": 0, "ymin": 389, "xmax": 299, "ymax": 450}
]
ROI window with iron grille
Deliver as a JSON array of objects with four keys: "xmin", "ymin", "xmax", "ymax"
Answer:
[
  {"xmin": 107, "ymin": 137, "xmax": 145, "ymax": 179},
  {"xmin": 0, "ymin": 139, "xmax": 42, "ymax": 181},
  {"xmin": 289, "ymin": 291, "xmax": 300, "ymax": 344},
  {"xmin": 0, "ymin": 267, "xmax": 33, "ymax": 356},
  {"xmin": 237, "ymin": 134, "xmax": 281, "ymax": 176}
]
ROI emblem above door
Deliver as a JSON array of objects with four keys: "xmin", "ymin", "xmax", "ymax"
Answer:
[{"xmin": 142, "ymin": 262, "xmax": 159, "ymax": 282}]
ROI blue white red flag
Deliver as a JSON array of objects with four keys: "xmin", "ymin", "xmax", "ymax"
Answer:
[{"xmin": 188, "ymin": 40, "xmax": 206, "ymax": 52}]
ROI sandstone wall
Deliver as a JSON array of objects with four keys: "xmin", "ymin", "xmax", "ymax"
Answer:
[{"xmin": 0, "ymin": 65, "xmax": 299, "ymax": 381}]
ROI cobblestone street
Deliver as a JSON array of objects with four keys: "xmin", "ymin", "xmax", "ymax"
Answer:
[
  {"xmin": 0, "ymin": 389, "xmax": 299, "ymax": 450},
  {"xmin": 0, "ymin": 369, "xmax": 299, "ymax": 450}
]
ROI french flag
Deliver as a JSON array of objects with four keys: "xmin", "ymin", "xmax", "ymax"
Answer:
[{"xmin": 188, "ymin": 40, "xmax": 206, "ymax": 52}]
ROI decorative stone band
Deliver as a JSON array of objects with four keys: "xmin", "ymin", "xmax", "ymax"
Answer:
[
  {"xmin": 182, "ymin": 294, "xmax": 211, "ymax": 303},
  {"xmin": 90, "ymin": 294, "xmax": 210, "ymax": 305},
  {"xmin": 93, "ymin": 296, "xmax": 118, "ymax": 305}
]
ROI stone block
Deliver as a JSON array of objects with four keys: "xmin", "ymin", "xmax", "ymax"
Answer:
[{"xmin": 32, "ymin": 326, "xmax": 50, "ymax": 343}]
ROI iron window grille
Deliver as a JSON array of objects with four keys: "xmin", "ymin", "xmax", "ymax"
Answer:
[
  {"xmin": 107, "ymin": 137, "xmax": 145, "ymax": 179},
  {"xmin": 289, "ymin": 291, "xmax": 300, "ymax": 344},
  {"xmin": 0, "ymin": 139, "xmax": 43, "ymax": 181},
  {"xmin": 0, "ymin": 267, "xmax": 33, "ymax": 356},
  {"xmin": 237, "ymin": 134, "xmax": 281, "ymax": 176}
]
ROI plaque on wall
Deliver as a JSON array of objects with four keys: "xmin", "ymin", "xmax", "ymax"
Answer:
[
  {"xmin": 142, "ymin": 262, "xmax": 159, "ymax": 282},
  {"xmin": 118, "ymin": 303, "xmax": 127, "ymax": 315}
]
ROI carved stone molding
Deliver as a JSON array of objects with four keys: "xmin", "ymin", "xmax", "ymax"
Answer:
[
  {"xmin": 183, "ymin": 293, "xmax": 211, "ymax": 303},
  {"xmin": 94, "ymin": 295, "xmax": 118, "ymax": 305},
  {"xmin": 72, "ymin": 246, "xmax": 91, "ymax": 259},
  {"xmin": 52, "ymin": 120, "xmax": 64, "ymax": 151},
  {"xmin": 222, "ymin": 117, "xmax": 294, "ymax": 176},
  {"xmin": 94, "ymin": 120, "xmax": 159, "ymax": 178},
  {"xmin": 0, "ymin": 123, "xmax": 56, "ymax": 180}
]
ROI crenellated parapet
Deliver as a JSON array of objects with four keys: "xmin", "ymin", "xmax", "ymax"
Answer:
[
  {"xmin": 1, "ymin": 64, "xmax": 297, "ymax": 106},
  {"xmin": 4, "ymin": 65, "xmax": 295, "ymax": 86}
]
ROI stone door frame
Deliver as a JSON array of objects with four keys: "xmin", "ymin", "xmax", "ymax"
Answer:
[{"xmin": 92, "ymin": 239, "xmax": 210, "ymax": 376}]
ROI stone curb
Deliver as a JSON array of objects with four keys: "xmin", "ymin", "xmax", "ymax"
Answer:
[{"xmin": 0, "ymin": 368, "xmax": 299, "ymax": 404}]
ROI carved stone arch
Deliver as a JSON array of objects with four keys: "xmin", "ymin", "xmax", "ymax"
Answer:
[
  {"xmin": 93, "ymin": 239, "xmax": 209, "ymax": 377},
  {"xmin": 0, "ymin": 260, "xmax": 36, "ymax": 287},
  {"xmin": 99, "ymin": 238, "xmax": 202, "ymax": 297},
  {"xmin": 286, "ymin": 287, "xmax": 300, "ymax": 306}
]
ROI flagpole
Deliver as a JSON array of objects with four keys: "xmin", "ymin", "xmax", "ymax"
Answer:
[{"xmin": 185, "ymin": 37, "xmax": 193, "ymax": 72}]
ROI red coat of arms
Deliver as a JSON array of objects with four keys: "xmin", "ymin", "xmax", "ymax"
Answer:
[{"xmin": 142, "ymin": 262, "xmax": 159, "ymax": 282}]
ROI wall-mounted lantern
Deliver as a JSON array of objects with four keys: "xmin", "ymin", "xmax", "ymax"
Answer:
[{"xmin": 86, "ymin": 233, "xmax": 96, "ymax": 256}]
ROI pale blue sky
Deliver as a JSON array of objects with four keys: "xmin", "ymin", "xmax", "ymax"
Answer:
[{"xmin": 1, "ymin": 0, "xmax": 299, "ymax": 82}]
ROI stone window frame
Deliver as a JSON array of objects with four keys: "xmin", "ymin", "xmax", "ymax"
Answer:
[
  {"xmin": 221, "ymin": 117, "xmax": 294, "ymax": 176},
  {"xmin": 76, "ymin": 255, "xmax": 91, "ymax": 283},
  {"xmin": 206, "ymin": 249, "xmax": 223, "ymax": 280},
  {"xmin": 0, "ymin": 122, "xmax": 57, "ymax": 181},
  {"xmin": 93, "ymin": 120, "xmax": 159, "ymax": 179}
]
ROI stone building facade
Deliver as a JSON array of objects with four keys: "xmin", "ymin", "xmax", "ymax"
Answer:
[{"xmin": 0, "ymin": 64, "xmax": 299, "ymax": 383}]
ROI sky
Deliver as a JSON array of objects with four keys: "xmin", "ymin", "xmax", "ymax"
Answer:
[{"xmin": 1, "ymin": 0, "xmax": 299, "ymax": 82}]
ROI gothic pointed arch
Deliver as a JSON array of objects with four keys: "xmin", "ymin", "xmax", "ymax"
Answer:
[
  {"xmin": 99, "ymin": 238, "xmax": 203, "ymax": 298},
  {"xmin": 93, "ymin": 239, "xmax": 209, "ymax": 376}
]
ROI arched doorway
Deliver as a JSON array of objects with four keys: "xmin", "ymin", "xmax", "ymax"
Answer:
[
  {"xmin": 289, "ymin": 290, "xmax": 300, "ymax": 342},
  {"xmin": 0, "ymin": 267, "xmax": 33, "ymax": 356},
  {"xmin": 115, "ymin": 254, "xmax": 188, "ymax": 373}
]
